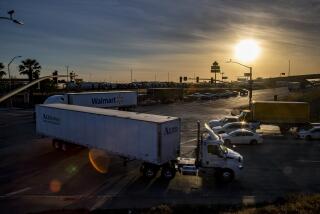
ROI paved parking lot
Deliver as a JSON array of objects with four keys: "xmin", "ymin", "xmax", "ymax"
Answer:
[{"xmin": 1, "ymin": 87, "xmax": 320, "ymax": 213}]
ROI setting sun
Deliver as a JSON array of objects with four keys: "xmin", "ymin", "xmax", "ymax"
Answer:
[{"xmin": 235, "ymin": 39, "xmax": 261, "ymax": 62}]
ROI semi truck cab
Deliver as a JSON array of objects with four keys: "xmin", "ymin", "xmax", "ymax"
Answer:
[
  {"xmin": 177, "ymin": 123, "xmax": 243, "ymax": 182},
  {"xmin": 199, "ymin": 124, "xmax": 243, "ymax": 181}
]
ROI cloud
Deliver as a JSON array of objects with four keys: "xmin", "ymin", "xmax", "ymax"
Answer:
[{"xmin": 0, "ymin": 0, "xmax": 319, "ymax": 80}]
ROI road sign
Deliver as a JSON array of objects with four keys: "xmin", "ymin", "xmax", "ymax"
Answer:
[
  {"xmin": 244, "ymin": 72, "xmax": 251, "ymax": 77},
  {"xmin": 211, "ymin": 61, "xmax": 221, "ymax": 73},
  {"xmin": 222, "ymin": 76, "xmax": 228, "ymax": 80},
  {"xmin": 211, "ymin": 65, "xmax": 220, "ymax": 73},
  {"xmin": 183, "ymin": 76, "xmax": 188, "ymax": 81}
]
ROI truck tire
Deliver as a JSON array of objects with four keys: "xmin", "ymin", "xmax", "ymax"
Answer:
[
  {"xmin": 161, "ymin": 167, "xmax": 176, "ymax": 180},
  {"xmin": 279, "ymin": 126, "xmax": 290, "ymax": 135},
  {"xmin": 218, "ymin": 168, "xmax": 234, "ymax": 183},
  {"xmin": 141, "ymin": 163, "xmax": 158, "ymax": 179}
]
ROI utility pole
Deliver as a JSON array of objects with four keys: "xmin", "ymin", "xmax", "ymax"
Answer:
[
  {"xmin": 288, "ymin": 60, "xmax": 291, "ymax": 77},
  {"xmin": 249, "ymin": 67, "xmax": 253, "ymax": 110},
  {"xmin": 66, "ymin": 65, "xmax": 69, "ymax": 83},
  {"xmin": 167, "ymin": 72, "xmax": 169, "ymax": 83},
  {"xmin": 211, "ymin": 61, "xmax": 221, "ymax": 87},
  {"xmin": 130, "ymin": 69, "xmax": 133, "ymax": 83},
  {"xmin": 226, "ymin": 59, "xmax": 253, "ymax": 110}
]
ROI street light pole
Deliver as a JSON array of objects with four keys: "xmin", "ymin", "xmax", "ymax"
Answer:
[
  {"xmin": 7, "ymin": 55, "xmax": 22, "ymax": 107},
  {"xmin": 8, "ymin": 55, "xmax": 22, "ymax": 89},
  {"xmin": 0, "ymin": 10, "xmax": 24, "ymax": 25},
  {"xmin": 249, "ymin": 66, "xmax": 253, "ymax": 110},
  {"xmin": 226, "ymin": 59, "xmax": 253, "ymax": 110}
]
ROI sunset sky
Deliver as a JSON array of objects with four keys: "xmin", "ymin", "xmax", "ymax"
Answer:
[{"xmin": 1, "ymin": 0, "xmax": 319, "ymax": 82}]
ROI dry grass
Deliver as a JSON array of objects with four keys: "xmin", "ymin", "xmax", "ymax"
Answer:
[{"xmin": 233, "ymin": 194, "xmax": 320, "ymax": 214}]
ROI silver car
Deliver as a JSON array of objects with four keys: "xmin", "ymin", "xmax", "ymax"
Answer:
[
  {"xmin": 212, "ymin": 122, "xmax": 254, "ymax": 134},
  {"xmin": 220, "ymin": 129, "xmax": 263, "ymax": 145}
]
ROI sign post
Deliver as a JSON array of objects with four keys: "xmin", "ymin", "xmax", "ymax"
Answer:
[{"xmin": 211, "ymin": 61, "xmax": 221, "ymax": 86}]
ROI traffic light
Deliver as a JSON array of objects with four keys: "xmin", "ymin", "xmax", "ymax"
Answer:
[
  {"xmin": 183, "ymin": 76, "xmax": 188, "ymax": 81},
  {"xmin": 210, "ymin": 77, "xmax": 214, "ymax": 84},
  {"xmin": 179, "ymin": 76, "xmax": 182, "ymax": 83},
  {"xmin": 52, "ymin": 70, "xmax": 58, "ymax": 84},
  {"xmin": 196, "ymin": 77, "xmax": 199, "ymax": 83},
  {"xmin": 70, "ymin": 71, "xmax": 75, "ymax": 82}
]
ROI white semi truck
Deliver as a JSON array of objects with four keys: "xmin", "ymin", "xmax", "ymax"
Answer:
[
  {"xmin": 36, "ymin": 104, "xmax": 243, "ymax": 182},
  {"xmin": 44, "ymin": 91, "xmax": 137, "ymax": 110}
]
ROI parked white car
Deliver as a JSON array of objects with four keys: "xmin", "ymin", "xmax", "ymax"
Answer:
[
  {"xmin": 212, "ymin": 122, "xmax": 254, "ymax": 134},
  {"xmin": 220, "ymin": 129, "xmax": 263, "ymax": 145},
  {"xmin": 297, "ymin": 126, "xmax": 320, "ymax": 140},
  {"xmin": 209, "ymin": 116, "xmax": 239, "ymax": 128}
]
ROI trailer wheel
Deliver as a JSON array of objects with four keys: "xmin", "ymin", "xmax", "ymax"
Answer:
[
  {"xmin": 161, "ymin": 167, "xmax": 176, "ymax": 180},
  {"xmin": 61, "ymin": 143, "xmax": 68, "ymax": 151},
  {"xmin": 52, "ymin": 140, "xmax": 61, "ymax": 150},
  {"xmin": 218, "ymin": 168, "xmax": 234, "ymax": 183},
  {"xmin": 141, "ymin": 163, "xmax": 158, "ymax": 179},
  {"xmin": 143, "ymin": 168, "xmax": 157, "ymax": 179}
]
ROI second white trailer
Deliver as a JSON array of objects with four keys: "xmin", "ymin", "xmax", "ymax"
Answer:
[{"xmin": 44, "ymin": 91, "xmax": 137, "ymax": 109}]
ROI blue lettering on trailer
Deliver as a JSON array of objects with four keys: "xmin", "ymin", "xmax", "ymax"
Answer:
[
  {"xmin": 164, "ymin": 126, "xmax": 178, "ymax": 135},
  {"xmin": 43, "ymin": 114, "xmax": 60, "ymax": 125},
  {"xmin": 91, "ymin": 95, "xmax": 124, "ymax": 105}
]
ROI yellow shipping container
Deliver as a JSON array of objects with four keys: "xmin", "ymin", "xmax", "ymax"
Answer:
[{"xmin": 252, "ymin": 101, "xmax": 310, "ymax": 124}]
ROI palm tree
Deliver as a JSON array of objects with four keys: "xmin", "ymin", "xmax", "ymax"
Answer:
[
  {"xmin": 19, "ymin": 58, "xmax": 41, "ymax": 82},
  {"xmin": 0, "ymin": 63, "xmax": 6, "ymax": 79}
]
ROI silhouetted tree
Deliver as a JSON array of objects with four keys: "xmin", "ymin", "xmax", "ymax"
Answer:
[
  {"xmin": 0, "ymin": 63, "xmax": 6, "ymax": 79},
  {"xmin": 19, "ymin": 58, "xmax": 41, "ymax": 82}
]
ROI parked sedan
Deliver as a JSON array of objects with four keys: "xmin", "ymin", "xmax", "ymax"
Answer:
[
  {"xmin": 297, "ymin": 126, "xmax": 320, "ymax": 140},
  {"xmin": 209, "ymin": 116, "xmax": 239, "ymax": 128},
  {"xmin": 220, "ymin": 129, "xmax": 263, "ymax": 145},
  {"xmin": 212, "ymin": 122, "xmax": 254, "ymax": 134}
]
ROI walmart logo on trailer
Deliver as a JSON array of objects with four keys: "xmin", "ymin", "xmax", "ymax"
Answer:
[{"xmin": 91, "ymin": 95, "xmax": 124, "ymax": 105}]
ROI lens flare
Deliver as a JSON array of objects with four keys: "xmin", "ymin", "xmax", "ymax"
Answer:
[
  {"xmin": 49, "ymin": 179, "xmax": 61, "ymax": 193},
  {"xmin": 88, "ymin": 149, "xmax": 111, "ymax": 174}
]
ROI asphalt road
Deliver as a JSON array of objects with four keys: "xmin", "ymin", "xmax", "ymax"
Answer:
[{"xmin": 1, "ymin": 87, "xmax": 320, "ymax": 213}]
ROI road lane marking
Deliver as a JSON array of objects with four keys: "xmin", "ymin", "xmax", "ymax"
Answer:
[
  {"xmin": 181, "ymin": 138, "xmax": 197, "ymax": 145},
  {"xmin": 297, "ymin": 160, "xmax": 320, "ymax": 163},
  {"xmin": 5, "ymin": 187, "xmax": 31, "ymax": 197}
]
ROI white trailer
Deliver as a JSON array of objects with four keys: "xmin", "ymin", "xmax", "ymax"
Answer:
[
  {"xmin": 36, "ymin": 104, "xmax": 243, "ymax": 181},
  {"xmin": 36, "ymin": 103, "xmax": 180, "ymax": 165},
  {"xmin": 44, "ymin": 91, "xmax": 137, "ymax": 109}
]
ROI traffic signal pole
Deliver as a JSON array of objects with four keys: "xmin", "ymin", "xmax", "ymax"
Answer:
[{"xmin": 249, "ymin": 66, "xmax": 253, "ymax": 110}]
